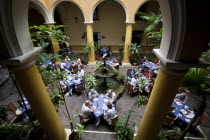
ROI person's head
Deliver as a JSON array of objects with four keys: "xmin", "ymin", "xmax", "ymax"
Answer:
[
  {"xmin": 85, "ymin": 100, "xmax": 90, "ymax": 106},
  {"xmin": 144, "ymin": 56, "xmax": 147, "ymax": 59},
  {"xmin": 180, "ymin": 92, "xmax": 187, "ymax": 99},
  {"xmin": 90, "ymin": 89, "xmax": 95, "ymax": 94},
  {"xmin": 75, "ymin": 76, "xmax": 78, "ymax": 80},
  {"xmin": 65, "ymin": 56, "xmax": 69, "ymax": 58},
  {"xmin": 107, "ymin": 103, "xmax": 112, "ymax": 109},
  {"xmin": 107, "ymin": 89, "xmax": 112, "ymax": 94},
  {"xmin": 134, "ymin": 68, "xmax": 138, "ymax": 72},
  {"xmin": 78, "ymin": 67, "xmax": 81, "ymax": 71}
]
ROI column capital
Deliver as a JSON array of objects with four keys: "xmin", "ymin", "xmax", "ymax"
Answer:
[
  {"xmin": 154, "ymin": 49, "xmax": 209, "ymax": 71},
  {"xmin": 44, "ymin": 22, "xmax": 56, "ymax": 25},
  {"xmin": 0, "ymin": 47, "xmax": 42, "ymax": 70},
  {"xmin": 84, "ymin": 22, "xmax": 94, "ymax": 25},
  {"xmin": 125, "ymin": 21, "xmax": 135, "ymax": 25}
]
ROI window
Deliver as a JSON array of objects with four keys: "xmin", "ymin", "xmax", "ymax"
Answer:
[{"xmin": 93, "ymin": 7, "xmax": 99, "ymax": 21}]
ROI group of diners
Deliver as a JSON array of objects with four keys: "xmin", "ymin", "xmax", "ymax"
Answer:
[
  {"xmin": 128, "ymin": 67, "xmax": 155, "ymax": 94},
  {"xmin": 164, "ymin": 90, "xmax": 201, "ymax": 129},
  {"xmin": 81, "ymin": 89, "xmax": 118, "ymax": 126},
  {"xmin": 58, "ymin": 56, "xmax": 83, "ymax": 72},
  {"xmin": 59, "ymin": 57, "xmax": 85, "ymax": 96}
]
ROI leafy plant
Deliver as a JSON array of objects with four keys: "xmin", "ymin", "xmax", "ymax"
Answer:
[
  {"xmin": 201, "ymin": 49, "xmax": 210, "ymax": 63},
  {"xmin": 119, "ymin": 44, "xmax": 124, "ymax": 59},
  {"xmin": 136, "ymin": 11, "xmax": 162, "ymax": 48},
  {"xmin": 50, "ymin": 91, "xmax": 64, "ymax": 112},
  {"xmin": 94, "ymin": 44, "xmax": 101, "ymax": 51},
  {"xmin": 107, "ymin": 83, "xmax": 113, "ymax": 89},
  {"xmin": 136, "ymin": 77, "xmax": 146, "ymax": 92},
  {"xmin": 129, "ymin": 43, "xmax": 142, "ymax": 55},
  {"xmin": 84, "ymin": 43, "xmax": 94, "ymax": 53},
  {"xmin": 84, "ymin": 73, "xmax": 97, "ymax": 89},
  {"xmin": 158, "ymin": 127, "xmax": 181, "ymax": 140},
  {"xmin": 0, "ymin": 105, "xmax": 8, "ymax": 124},
  {"xmin": 75, "ymin": 123, "xmax": 85, "ymax": 139},
  {"xmin": 115, "ymin": 95, "xmax": 148, "ymax": 140}
]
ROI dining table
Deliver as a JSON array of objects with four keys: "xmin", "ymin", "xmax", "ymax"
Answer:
[{"xmin": 172, "ymin": 101, "xmax": 192, "ymax": 124}]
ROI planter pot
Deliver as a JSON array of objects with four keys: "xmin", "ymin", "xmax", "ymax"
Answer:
[{"xmin": 69, "ymin": 132, "xmax": 81, "ymax": 140}]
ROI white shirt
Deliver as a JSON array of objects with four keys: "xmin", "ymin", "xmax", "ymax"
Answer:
[
  {"xmin": 81, "ymin": 103, "xmax": 92, "ymax": 119},
  {"xmin": 130, "ymin": 78, "xmax": 137, "ymax": 86},
  {"xmin": 105, "ymin": 92, "xmax": 117, "ymax": 104},
  {"xmin": 60, "ymin": 63, "xmax": 66, "ymax": 69},
  {"xmin": 88, "ymin": 90, "xmax": 98, "ymax": 100},
  {"xmin": 73, "ymin": 78, "xmax": 81, "ymax": 85},
  {"xmin": 104, "ymin": 107, "xmax": 116, "ymax": 123},
  {"xmin": 77, "ymin": 69, "xmax": 85, "ymax": 77}
]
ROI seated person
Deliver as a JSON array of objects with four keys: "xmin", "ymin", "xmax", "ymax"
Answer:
[
  {"xmin": 103, "ymin": 103, "xmax": 117, "ymax": 125},
  {"xmin": 66, "ymin": 72, "xmax": 73, "ymax": 81},
  {"xmin": 76, "ymin": 57, "xmax": 81, "ymax": 64},
  {"xmin": 129, "ymin": 75, "xmax": 137, "ymax": 90},
  {"xmin": 105, "ymin": 89, "xmax": 117, "ymax": 104},
  {"xmin": 101, "ymin": 46, "xmax": 112, "ymax": 58},
  {"xmin": 130, "ymin": 68, "xmax": 138, "ymax": 78},
  {"xmin": 167, "ymin": 107, "xmax": 178, "ymax": 120},
  {"xmin": 143, "ymin": 69, "xmax": 149, "ymax": 77},
  {"xmin": 59, "ymin": 61, "xmax": 66, "ymax": 71},
  {"xmin": 111, "ymin": 57, "xmax": 117, "ymax": 63},
  {"xmin": 114, "ymin": 60, "xmax": 120, "ymax": 69},
  {"xmin": 81, "ymin": 100, "xmax": 95, "ymax": 119},
  {"xmin": 145, "ymin": 80, "xmax": 154, "ymax": 93},
  {"xmin": 175, "ymin": 92, "xmax": 188, "ymax": 104},
  {"xmin": 88, "ymin": 89, "xmax": 98, "ymax": 100},
  {"xmin": 77, "ymin": 60, "xmax": 83, "ymax": 68},
  {"xmin": 139, "ymin": 56, "xmax": 147, "ymax": 65},
  {"xmin": 73, "ymin": 76, "xmax": 82, "ymax": 88},
  {"xmin": 146, "ymin": 70, "xmax": 154, "ymax": 79},
  {"xmin": 77, "ymin": 67, "xmax": 85, "ymax": 78},
  {"xmin": 64, "ymin": 56, "xmax": 71, "ymax": 62},
  {"xmin": 59, "ymin": 79, "xmax": 67, "ymax": 92}
]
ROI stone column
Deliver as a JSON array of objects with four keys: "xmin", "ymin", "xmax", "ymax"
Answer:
[
  {"xmin": 122, "ymin": 22, "xmax": 134, "ymax": 66},
  {"xmin": 45, "ymin": 22, "xmax": 60, "ymax": 54},
  {"xmin": 135, "ymin": 65, "xmax": 187, "ymax": 140},
  {"xmin": 11, "ymin": 60, "xmax": 67, "ymax": 140},
  {"xmin": 85, "ymin": 22, "xmax": 96, "ymax": 65}
]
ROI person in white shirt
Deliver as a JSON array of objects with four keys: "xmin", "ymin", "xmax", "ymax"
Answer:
[
  {"xmin": 77, "ymin": 67, "xmax": 85, "ymax": 78},
  {"xmin": 105, "ymin": 89, "xmax": 117, "ymax": 104},
  {"xmin": 81, "ymin": 100, "xmax": 94, "ymax": 119},
  {"xmin": 60, "ymin": 62, "xmax": 66, "ymax": 71},
  {"xmin": 88, "ymin": 89, "xmax": 98, "ymax": 100},
  {"xmin": 103, "ymin": 103, "xmax": 117, "ymax": 125},
  {"xmin": 64, "ymin": 56, "xmax": 71, "ymax": 62}
]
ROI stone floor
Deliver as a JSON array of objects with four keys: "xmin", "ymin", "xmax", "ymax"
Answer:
[{"xmin": 0, "ymin": 65, "xmax": 210, "ymax": 140}]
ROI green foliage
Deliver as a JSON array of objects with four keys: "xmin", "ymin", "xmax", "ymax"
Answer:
[
  {"xmin": 94, "ymin": 44, "xmax": 101, "ymax": 50},
  {"xmin": 115, "ymin": 71, "xmax": 127, "ymax": 83},
  {"xmin": 136, "ymin": 12, "xmax": 162, "ymax": 33},
  {"xmin": 134, "ymin": 95, "xmax": 148, "ymax": 107},
  {"xmin": 182, "ymin": 68, "xmax": 209, "ymax": 92},
  {"xmin": 30, "ymin": 25, "xmax": 69, "ymax": 47},
  {"xmin": 0, "ymin": 125, "xmax": 28, "ymax": 140},
  {"xmin": 84, "ymin": 73, "xmax": 97, "ymax": 89},
  {"xmin": 115, "ymin": 112, "xmax": 135, "ymax": 140},
  {"xmin": 129, "ymin": 43, "xmax": 142, "ymax": 55},
  {"xmin": 107, "ymin": 83, "xmax": 113, "ymax": 89},
  {"xmin": 158, "ymin": 128, "xmax": 181, "ymax": 140},
  {"xmin": 75, "ymin": 123, "xmax": 85, "ymax": 139},
  {"xmin": 36, "ymin": 52, "xmax": 53, "ymax": 66},
  {"xmin": 50, "ymin": 91, "xmax": 64, "ymax": 112},
  {"xmin": 37, "ymin": 40, "xmax": 49, "ymax": 48},
  {"xmin": 136, "ymin": 77, "xmax": 146, "ymax": 92},
  {"xmin": 136, "ymin": 11, "xmax": 162, "ymax": 48},
  {"xmin": 28, "ymin": 120, "xmax": 44, "ymax": 140},
  {"xmin": 119, "ymin": 44, "xmax": 124, "ymax": 58},
  {"xmin": 147, "ymin": 28, "xmax": 162, "ymax": 48},
  {"xmin": 0, "ymin": 106, "xmax": 8, "ymax": 123},
  {"xmin": 84, "ymin": 43, "xmax": 94, "ymax": 53},
  {"xmin": 201, "ymin": 49, "xmax": 210, "ymax": 63}
]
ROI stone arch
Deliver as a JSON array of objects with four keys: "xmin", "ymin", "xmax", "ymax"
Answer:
[
  {"xmin": 29, "ymin": 0, "xmax": 51, "ymax": 23},
  {"xmin": 49, "ymin": 0, "xmax": 85, "ymax": 23},
  {"xmin": 91, "ymin": 0, "xmax": 129, "ymax": 22}
]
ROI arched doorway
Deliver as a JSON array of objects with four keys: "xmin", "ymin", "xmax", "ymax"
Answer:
[
  {"xmin": 92, "ymin": 0, "xmax": 126, "ymax": 52},
  {"xmin": 53, "ymin": 1, "xmax": 85, "ymax": 52}
]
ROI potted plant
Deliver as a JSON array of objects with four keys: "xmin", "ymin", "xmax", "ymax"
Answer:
[
  {"xmin": 115, "ymin": 95, "xmax": 148, "ymax": 140},
  {"xmin": 84, "ymin": 73, "xmax": 97, "ymax": 90},
  {"xmin": 129, "ymin": 43, "xmax": 142, "ymax": 65},
  {"xmin": 0, "ymin": 105, "xmax": 8, "ymax": 124}
]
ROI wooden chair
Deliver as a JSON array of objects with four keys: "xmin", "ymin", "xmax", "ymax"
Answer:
[
  {"xmin": 74, "ymin": 82, "xmax": 84, "ymax": 95},
  {"xmin": 127, "ymin": 69, "xmax": 132, "ymax": 77},
  {"xmin": 7, "ymin": 102, "xmax": 23, "ymax": 122},
  {"xmin": 127, "ymin": 83, "xmax": 139, "ymax": 95},
  {"xmin": 192, "ymin": 113, "xmax": 208, "ymax": 129},
  {"xmin": 113, "ymin": 91, "xmax": 119, "ymax": 105},
  {"xmin": 110, "ymin": 112, "xmax": 120, "ymax": 129},
  {"xmin": 162, "ymin": 116, "xmax": 175, "ymax": 129},
  {"xmin": 85, "ymin": 89, "xmax": 90, "ymax": 97},
  {"xmin": 76, "ymin": 108, "xmax": 91, "ymax": 125}
]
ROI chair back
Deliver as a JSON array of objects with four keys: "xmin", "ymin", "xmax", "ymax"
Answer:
[
  {"xmin": 128, "ymin": 83, "xmax": 138, "ymax": 95},
  {"xmin": 7, "ymin": 102, "xmax": 18, "ymax": 115},
  {"xmin": 162, "ymin": 116, "xmax": 174, "ymax": 129},
  {"xmin": 127, "ymin": 69, "xmax": 132, "ymax": 76},
  {"xmin": 74, "ymin": 82, "xmax": 84, "ymax": 95},
  {"xmin": 194, "ymin": 113, "xmax": 208, "ymax": 128},
  {"xmin": 111, "ymin": 112, "xmax": 120, "ymax": 125}
]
